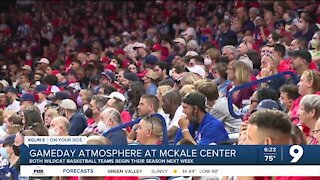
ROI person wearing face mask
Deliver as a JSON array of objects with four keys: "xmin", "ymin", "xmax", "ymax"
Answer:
[
  {"xmin": 203, "ymin": 48, "xmax": 220, "ymax": 74},
  {"xmin": 77, "ymin": 89, "xmax": 94, "ymax": 114},
  {"xmin": 58, "ymin": 99, "xmax": 87, "ymax": 136},
  {"xmin": 48, "ymin": 116, "xmax": 70, "ymax": 136},
  {"xmin": 212, "ymin": 63, "xmax": 231, "ymax": 97},
  {"xmin": 1, "ymin": 135, "xmax": 19, "ymax": 175},
  {"xmin": 99, "ymin": 108, "xmax": 127, "ymax": 145},
  {"xmin": 221, "ymin": 45, "xmax": 238, "ymax": 63},
  {"xmin": 309, "ymin": 31, "xmax": 320, "ymax": 67},
  {"xmin": 82, "ymin": 95, "xmax": 108, "ymax": 135}
]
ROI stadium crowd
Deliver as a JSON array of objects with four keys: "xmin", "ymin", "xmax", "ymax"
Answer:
[{"xmin": 0, "ymin": 0, "xmax": 320, "ymax": 179}]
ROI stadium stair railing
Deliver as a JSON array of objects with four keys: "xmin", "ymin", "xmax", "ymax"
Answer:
[{"xmin": 227, "ymin": 71, "xmax": 299, "ymax": 119}]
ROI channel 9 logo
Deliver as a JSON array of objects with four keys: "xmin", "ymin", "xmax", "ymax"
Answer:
[{"xmin": 289, "ymin": 145, "xmax": 304, "ymax": 163}]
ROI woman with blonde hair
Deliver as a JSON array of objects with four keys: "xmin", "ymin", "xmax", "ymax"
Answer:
[
  {"xmin": 226, "ymin": 61, "xmax": 254, "ymax": 108},
  {"xmin": 156, "ymin": 85, "xmax": 173, "ymax": 108},
  {"xmin": 156, "ymin": 85, "xmax": 173, "ymax": 125},
  {"xmin": 44, "ymin": 108, "xmax": 59, "ymax": 128},
  {"xmin": 180, "ymin": 72, "xmax": 202, "ymax": 87},
  {"xmin": 179, "ymin": 84, "xmax": 196, "ymax": 98}
]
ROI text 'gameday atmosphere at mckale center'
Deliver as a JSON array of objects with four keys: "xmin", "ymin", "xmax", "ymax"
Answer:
[{"xmin": 1, "ymin": 0, "xmax": 320, "ymax": 179}]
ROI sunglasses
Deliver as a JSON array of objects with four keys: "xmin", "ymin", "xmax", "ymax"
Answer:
[{"xmin": 144, "ymin": 115, "xmax": 162, "ymax": 132}]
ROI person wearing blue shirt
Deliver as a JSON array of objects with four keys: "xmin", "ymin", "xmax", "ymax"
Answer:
[
  {"xmin": 175, "ymin": 92, "xmax": 229, "ymax": 145},
  {"xmin": 58, "ymin": 99, "xmax": 87, "ymax": 136},
  {"xmin": 142, "ymin": 70, "xmax": 158, "ymax": 96}
]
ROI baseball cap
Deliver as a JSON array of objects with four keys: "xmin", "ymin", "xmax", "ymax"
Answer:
[
  {"xmin": 59, "ymin": 99, "xmax": 77, "ymax": 110},
  {"xmin": 5, "ymin": 86, "xmax": 18, "ymax": 94},
  {"xmin": 115, "ymin": 48, "xmax": 125, "ymax": 55},
  {"xmin": 90, "ymin": 75, "xmax": 100, "ymax": 85},
  {"xmin": 101, "ymin": 71, "xmax": 115, "ymax": 82},
  {"xmin": 144, "ymin": 55, "xmax": 158, "ymax": 65},
  {"xmin": 49, "ymin": 91, "xmax": 71, "ymax": 101},
  {"xmin": 35, "ymin": 84, "xmax": 48, "ymax": 93},
  {"xmin": 37, "ymin": 58, "xmax": 50, "ymax": 65},
  {"xmin": 0, "ymin": 134, "xmax": 15, "ymax": 146},
  {"xmin": 133, "ymin": 42, "xmax": 147, "ymax": 50},
  {"xmin": 145, "ymin": 70, "xmax": 158, "ymax": 80},
  {"xmin": 68, "ymin": 82, "xmax": 81, "ymax": 91},
  {"xmin": 185, "ymin": 65, "xmax": 206, "ymax": 78},
  {"xmin": 290, "ymin": 49, "xmax": 312, "ymax": 63},
  {"xmin": 173, "ymin": 38, "xmax": 186, "ymax": 46},
  {"xmin": 122, "ymin": 31, "xmax": 130, "ymax": 37},
  {"xmin": 152, "ymin": 44, "xmax": 162, "ymax": 51},
  {"xmin": 106, "ymin": 91, "xmax": 126, "ymax": 102},
  {"xmin": 257, "ymin": 99, "xmax": 283, "ymax": 111},
  {"xmin": 43, "ymin": 85, "xmax": 61, "ymax": 95},
  {"xmin": 124, "ymin": 73, "xmax": 139, "ymax": 82},
  {"xmin": 183, "ymin": 92, "xmax": 209, "ymax": 111},
  {"xmin": 20, "ymin": 93, "xmax": 35, "ymax": 103},
  {"xmin": 21, "ymin": 65, "xmax": 32, "ymax": 71},
  {"xmin": 0, "ymin": 79, "xmax": 9, "ymax": 88}
]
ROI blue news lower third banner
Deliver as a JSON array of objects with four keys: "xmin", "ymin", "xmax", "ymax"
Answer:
[{"xmin": 19, "ymin": 142, "xmax": 320, "ymax": 176}]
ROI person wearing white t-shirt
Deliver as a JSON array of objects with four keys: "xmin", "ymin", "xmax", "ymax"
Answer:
[
  {"xmin": 161, "ymin": 90, "xmax": 183, "ymax": 143},
  {"xmin": 179, "ymin": 19, "xmax": 197, "ymax": 41},
  {"xmin": 5, "ymin": 87, "xmax": 20, "ymax": 113}
]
